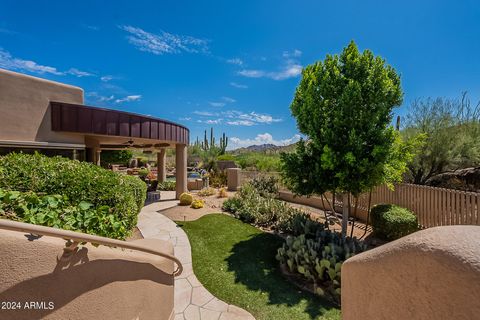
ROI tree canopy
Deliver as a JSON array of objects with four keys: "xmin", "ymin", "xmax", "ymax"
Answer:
[{"xmin": 281, "ymin": 41, "xmax": 404, "ymax": 197}]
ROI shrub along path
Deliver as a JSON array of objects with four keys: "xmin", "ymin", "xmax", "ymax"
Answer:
[
  {"xmin": 137, "ymin": 201, "xmax": 255, "ymax": 320},
  {"xmin": 180, "ymin": 214, "xmax": 341, "ymax": 320}
]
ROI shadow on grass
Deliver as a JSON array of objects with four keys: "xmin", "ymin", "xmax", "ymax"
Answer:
[{"xmin": 225, "ymin": 232, "xmax": 338, "ymax": 319}]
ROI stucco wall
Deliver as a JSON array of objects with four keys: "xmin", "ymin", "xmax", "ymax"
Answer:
[
  {"xmin": 0, "ymin": 229, "xmax": 175, "ymax": 320},
  {"xmin": 0, "ymin": 68, "xmax": 84, "ymax": 144},
  {"xmin": 342, "ymin": 225, "xmax": 480, "ymax": 320}
]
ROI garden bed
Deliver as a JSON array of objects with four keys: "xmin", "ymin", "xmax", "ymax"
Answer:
[{"xmin": 179, "ymin": 214, "xmax": 340, "ymax": 320}]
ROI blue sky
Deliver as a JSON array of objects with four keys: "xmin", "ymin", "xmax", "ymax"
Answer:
[{"xmin": 1, "ymin": 0, "xmax": 479, "ymax": 149}]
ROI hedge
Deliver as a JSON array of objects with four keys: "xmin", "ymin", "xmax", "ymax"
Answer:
[
  {"xmin": 370, "ymin": 204, "xmax": 418, "ymax": 240},
  {"xmin": 0, "ymin": 153, "xmax": 146, "ymax": 239}
]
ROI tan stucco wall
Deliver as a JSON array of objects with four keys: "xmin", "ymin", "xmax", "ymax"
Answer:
[
  {"xmin": 227, "ymin": 168, "xmax": 241, "ymax": 191},
  {"xmin": 0, "ymin": 68, "xmax": 84, "ymax": 144},
  {"xmin": 342, "ymin": 225, "xmax": 480, "ymax": 320},
  {"xmin": 0, "ymin": 229, "xmax": 175, "ymax": 320}
]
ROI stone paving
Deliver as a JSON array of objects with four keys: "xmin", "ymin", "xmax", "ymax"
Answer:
[{"xmin": 137, "ymin": 199, "xmax": 255, "ymax": 320}]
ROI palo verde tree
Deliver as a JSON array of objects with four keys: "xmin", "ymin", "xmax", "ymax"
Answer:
[
  {"xmin": 281, "ymin": 41, "xmax": 404, "ymax": 237},
  {"xmin": 403, "ymin": 93, "xmax": 480, "ymax": 184}
]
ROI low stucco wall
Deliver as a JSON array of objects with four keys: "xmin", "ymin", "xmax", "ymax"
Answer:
[
  {"xmin": 187, "ymin": 179, "xmax": 203, "ymax": 190},
  {"xmin": 0, "ymin": 229, "xmax": 175, "ymax": 320},
  {"xmin": 0, "ymin": 68, "xmax": 84, "ymax": 144},
  {"xmin": 227, "ymin": 168, "xmax": 241, "ymax": 191},
  {"xmin": 342, "ymin": 225, "xmax": 480, "ymax": 320}
]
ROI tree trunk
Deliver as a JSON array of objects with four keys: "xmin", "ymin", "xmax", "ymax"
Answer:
[{"xmin": 341, "ymin": 193, "xmax": 349, "ymax": 238}]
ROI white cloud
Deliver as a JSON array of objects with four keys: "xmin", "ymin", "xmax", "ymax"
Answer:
[
  {"xmin": 67, "ymin": 68, "xmax": 94, "ymax": 77},
  {"xmin": 229, "ymin": 133, "xmax": 301, "ymax": 149},
  {"xmin": 238, "ymin": 69, "xmax": 265, "ymax": 78},
  {"xmin": 115, "ymin": 95, "xmax": 142, "ymax": 103},
  {"xmin": 0, "ymin": 48, "xmax": 63, "ymax": 75},
  {"xmin": 226, "ymin": 120, "xmax": 255, "ymax": 126},
  {"xmin": 193, "ymin": 111, "xmax": 218, "ymax": 117},
  {"xmin": 222, "ymin": 96, "xmax": 236, "ymax": 103},
  {"xmin": 197, "ymin": 118, "xmax": 222, "ymax": 124},
  {"xmin": 237, "ymin": 49, "xmax": 303, "ymax": 81},
  {"xmin": 230, "ymin": 111, "xmax": 282, "ymax": 124},
  {"xmin": 226, "ymin": 58, "xmax": 243, "ymax": 65},
  {"xmin": 0, "ymin": 48, "xmax": 95, "ymax": 78},
  {"xmin": 238, "ymin": 63, "xmax": 302, "ymax": 80},
  {"xmin": 208, "ymin": 96, "xmax": 236, "ymax": 107},
  {"xmin": 209, "ymin": 101, "xmax": 226, "ymax": 107},
  {"xmin": 193, "ymin": 110, "xmax": 282, "ymax": 126},
  {"xmin": 120, "ymin": 25, "xmax": 209, "ymax": 55},
  {"xmin": 180, "ymin": 117, "xmax": 191, "ymax": 121},
  {"xmin": 230, "ymin": 82, "xmax": 248, "ymax": 89},
  {"xmin": 101, "ymin": 75, "xmax": 114, "ymax": 82},
  {"xmin": 283, "ymin": 49, "xmax": 302, "ymax": 58},
  {"xmin": 86, "ymin": 92, "xmax": 115, "ymax": 103},
  {"xmin": 83, "ymin": 25, "xmax": 99, "ymax": 31}
]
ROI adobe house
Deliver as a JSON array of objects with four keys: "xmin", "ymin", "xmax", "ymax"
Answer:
[{"xmin": 0, "ymin": 68, "xmax": 189, "ymax": 198}]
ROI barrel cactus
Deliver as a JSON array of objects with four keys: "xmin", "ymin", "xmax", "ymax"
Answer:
[
  {"xmin": 179, "ymin": 192, "xmax": 194, "ymax": 206},
  {"xmin": 191, "ymin": 199, "xmax": 204, "ymax": 209}
]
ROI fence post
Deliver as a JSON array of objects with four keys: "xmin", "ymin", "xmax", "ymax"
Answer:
[{"xmin": 227, "ymin": 168, "xmax": 241, "ymax": 191}]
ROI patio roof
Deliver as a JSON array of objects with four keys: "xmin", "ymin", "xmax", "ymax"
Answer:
[{"xmin": 50, "ymin": 101, "xmax": 189, "ymax": 148}]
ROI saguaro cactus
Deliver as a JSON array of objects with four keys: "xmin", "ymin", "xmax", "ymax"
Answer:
[{"xmin": 198, "ymin": 128, "xmax": 228, "ymax": 154}]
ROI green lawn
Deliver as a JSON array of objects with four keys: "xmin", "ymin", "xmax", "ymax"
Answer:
[{"xmin": 179, "ymin": 214, "xmax": 340, "ymax": 320}]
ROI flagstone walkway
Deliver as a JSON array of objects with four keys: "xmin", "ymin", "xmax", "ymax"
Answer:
[{"xmin": 137, "ymin": 200, "xmax": 255, "ymax": 320}]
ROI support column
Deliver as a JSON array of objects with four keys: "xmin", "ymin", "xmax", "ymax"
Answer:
[
  {"xmin": 157, "ymin": 148, "xmax": 166, "ymax": 183},
  {"xmin": 175, "ymin": 144, "xmax": 187, "ymax": 199},
  {"xmin": 72, "ymin": 149, "xmax": 79, "ymax": 161},
  {"xmin": 95, "ymin": 148, "xmax": 101, "ymax": 166}
]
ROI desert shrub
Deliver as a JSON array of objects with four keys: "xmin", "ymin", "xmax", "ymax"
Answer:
[
  {"xmin": 222, "ymin": 197, "xmax": 243, "ymax": 213},
  {"xmin": 157, "ymin": 180, "xmax": 176, "ymax": 191},
  {"xmin": 122, "ymin": 175, "xmax": 148, "ymax": 215},
  {"xmin": 179, "ymin": 192, "xmax": 194, "ymax": 206},
  {"xmin": 217, "ymin": 154, "xmax": 235, "ymax": 161},
  {"xmin": 0, "ymin": 189, "xmax": 131, "ymax": 239},
  {"xmin": 209, "ymin": 171, "xmax": 227, "ymax": 187},
  {"xmin": 223, "ymin": 183, "xmax": 274, "ymax": 224},
  {"xmin": 250, "ymin": 175, "xmax": 279, "ymax": 198},
  {"xmin": 276, "ymin": 231, "xmax": 367, "ymax": 302},
  {"xmin": 218, "ymin": 187, "xmax": 228, "ymax": 198},
  {"xmin": 197, "ymin": 187, "xmax": 216, "ymax": 197},
  {"xmin": 0, "ymin": 153, "xmax": 146, "ymax": 236},
  {"xmin": 191, "ymin": 199, "xmax": 204, "ymax": 209},
  {"xmin": 223, "ymin": 182, "xmax": 324, "ymax": 234},
  {"xmin": 235, "ymin": 152, "xmax": 282, "ymax": 172},
  {"xmin": 370, "ymin": 204, "xmax": 419, "ymax": 240}
]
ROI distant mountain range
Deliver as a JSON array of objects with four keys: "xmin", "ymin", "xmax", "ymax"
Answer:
[{"xmin": 231, "ymin": 143, "xmax": 295, "ymax": 154}]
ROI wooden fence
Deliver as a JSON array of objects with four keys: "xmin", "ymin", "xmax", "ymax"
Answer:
[
  {"xmin": 369, "ymin": 184, "xmax": 479, "ymax": 227},
  {"xmin": 238, "ymin": 171, "xmax": 480, "ymax": 228}
]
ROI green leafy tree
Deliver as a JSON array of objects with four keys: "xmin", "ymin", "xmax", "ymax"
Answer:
[
  {"xmin": 281, "ymin": 41, "xmax": 404, "ymax": 237},
  {"xmin": 403, "ymin": 93, "xmax": 480, "ymax": 184},
  {"xmin": 100, "ymin": 150, "xmax": 133, "ymax": 168}
]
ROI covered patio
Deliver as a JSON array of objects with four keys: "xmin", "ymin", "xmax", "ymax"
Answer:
[{"xmin": 50, "ymin": 101, "xmax": 189, "ymax": 199}]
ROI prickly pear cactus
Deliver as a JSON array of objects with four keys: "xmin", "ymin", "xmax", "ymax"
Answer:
[{"xmin": 276, "ymin": 230, "xmax": 367, "ymax": 301}]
